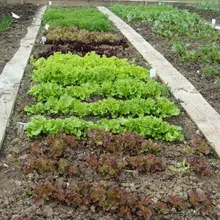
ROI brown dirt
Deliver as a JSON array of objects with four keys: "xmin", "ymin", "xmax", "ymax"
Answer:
[
  {"xmin": 0, "ymin": 3, "xmax": 39, "ymax": 74},
  {"xmin": 0, "ymin": 18, "xmax": 220, "ymax": 220}
]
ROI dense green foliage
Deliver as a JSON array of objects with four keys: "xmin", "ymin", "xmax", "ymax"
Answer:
[
  {"xmin": 110, "ymin": 4, "xmax": 220, "ymax": 42},
  {"xmin": 25, "ymin": 96, "xmax": 180, "ymax": 118},
  {"xmin": 28, "ymin": 80, "xmax": 167, "ymax": 102},
  {"xmin": 31, "ymin": 52, "xmax": 149, "ymax": 85},
  {"xmin": 26, "ymin": 52, "xmax": 182, "ymax": 141},
  {"xmin": 110, "ymin": 5, "xmax": 220, "ymax": 83},
  {"xmin": 26, "ymin": 115, "xmax": 183, "ymax": 141},
  {"xmin": 0, "ymin": 16, "xmax": 12, "ymax": 32},
  {"xmin": 43, "ymin": 7, "xmax": 113, "ymax": 31}
]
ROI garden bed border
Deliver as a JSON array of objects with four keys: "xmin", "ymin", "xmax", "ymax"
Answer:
[{"xmin": 0, "ymin": 6, "xmax": 47, "ymax": 149}]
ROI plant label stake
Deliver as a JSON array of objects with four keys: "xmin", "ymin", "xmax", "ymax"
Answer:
[
  {"xmin": 17, "ymin": 122, "xmax": 28, "ymax": 138},
  {"xmin": 41, "ymin": 36, "xmax": 47, "ymax": 44},
  {"xmin": 127, "ymin": 14, "xmax": 132, "ymax": 22},
  {"xmin": 11, "ymin": 12, "xmax": 20, "ymax": 19},
  {"xmin": 159, "ymin": 2, "xmax": 161, "ymax": 5},
  {"xmin": 45, "ymin": 24, "xmax": 50, "ymax": 30},
  {"xmin": 150, "ymin": 68, "xmax": 157, "ymax": 79},
  {"xmin": 211, "ymin": 19, "xmax": 216, "ymax": 28},
  {"xmin": 48, "ymin": 1, "xmax": 52, "ymax": 6}
]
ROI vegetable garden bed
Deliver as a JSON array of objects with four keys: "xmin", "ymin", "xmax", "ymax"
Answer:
[
  {"xmin": 176, "ymin": 5, "xmax": 220, "ymax": 26},
  {"xmin": 110, "ymin": 4, "xmax": 220, "ymax": 114},
  {"xmin": 0, "ymin": 5, "xmax": 220, "ymax": 219},
  {"xmin": 0, "ymin": 3, "xmax": 39, "ymax": 74}
]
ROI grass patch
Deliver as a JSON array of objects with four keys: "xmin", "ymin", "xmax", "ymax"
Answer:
[
  {"xmin": 201, "ymin": 66, "xmax": 220, "ymax": 78},
  {"xmin": 0, "ymin": 16, "xmax": 12, "ymax": 32},
  {"xmin": 43, "ymin": 7, "xmax": 113, "ymax": 31},
  {"xmin": 216, "ymin": 78, "xmax": 220, "ymax": 89}
]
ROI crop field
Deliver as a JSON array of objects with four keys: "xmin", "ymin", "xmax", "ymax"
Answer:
[
  {"xmin": 0, "ymin": 5, "xmax": 220, "ymax": 219},
  {"xmin": 110, "ymin": 4, "xmax": 220, "ymax": 113}
]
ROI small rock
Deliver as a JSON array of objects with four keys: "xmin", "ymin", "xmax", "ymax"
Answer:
[
  {"xmin": 11, "ymin": 215, "xmax": 20, "ymax": 220},
  {"xmin": 55, "ymin": 177, "xmax": 65, "ymax": 188},
  {"xmin": 170, "ymin": 207, "xmax": 176, "ymax": 213},
  {"xmin": 27, "ymin": 173, "xmax": 34, "ymax": 180},
  {"xmin": 67, "ymin": 210, "xmax": 74, "ymax": 216},
  {"xmin": 3, "ymin": 163, "xmax": 9, "ymax": 168},
  {"xmin": 77, "ymin": 153, "xmax": 85, "ymax": 161},
  {"xmin": 4, "ymin": 199, "xmax": 9, "ymax": 206},
  {"xmin": 173, "ymin": 186, "xmax": 182, "ymax": 193},
  {"xmin": 90, "ymin": 205, "xmax": 96, "ymax": 213},
  {"xmin": 121, "ymin": 182, "xmax": 135, "ymax": 187},
  {"xmin": 9, "ymin": 146, "xmax": 20, "ymax": 154},
  {"xmin": 14, "ymin": 180, "xmax": 22, "ymax": 187},
  {"xmin": 6, "ymin": 154, "xmax": 14, "ymax": 163},
  {"xmin": 18, "ymin": 154, "xmax": 28, "ymax": 161},
  {"xmin": 196, "ymin": 130, "xmax": 200, "ymax": 135},
  {"xmin": 12, "ymin": 138, "xmax": 20, "ymax": 144},
  {"xmin": 23, "ymin": 207, "xmax": 33, "ymax": 216},
  {"xmin": 43, "ymin": 205, "xmax": 53, "ymax": 217},
  {"xmin": 132, "ymin": 170, "xmax": 139, "ymax": 178}
]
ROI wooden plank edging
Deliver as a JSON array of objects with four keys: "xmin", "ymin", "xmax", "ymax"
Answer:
[
  {"xmin": 97, "ymin": 6, "xmax": 220, "ymax": 157},
  {"xmin": 0, "ymin": 6, "xmax": 47, "ymax": 149}
]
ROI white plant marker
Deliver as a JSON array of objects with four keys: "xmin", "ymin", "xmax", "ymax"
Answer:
[
  {"xmin": 17, "ymin": 122, "xmax": 28, "ymax": 137},
  {"xmin": 159, "ymin": 2, "xmax": 161, "ymax": 5},
  {"xmin": 41, "ymin": 36, "xmax": 47, "ymax": 44},
  {"xmin": 150, "ymin": 68, "xmax": 157, "ymax": 79},
  {"xmin": 127, "ymin": 14, "xmax": 132, "ymax": 22},
  {"xmin": 45, "ymin": 24, "xmax": 50, "ymax": 30},
  {"xmin": 211, "ymin": 19, "xmax": 216, "ymax": 28},
  {"xmin": 48, "ymin": 1, "xmax": 52, "ymax": 6},
  {"xmin": 11, "ymin": 12, "xmax": 20, "ymax": 19}
]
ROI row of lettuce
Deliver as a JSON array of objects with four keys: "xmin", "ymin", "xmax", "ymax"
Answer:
[
  {"xmin": 37, "ymin": 7, "xmax": 128, "ymax": 58},
  {"xmin": 21, "ymin": 6, "xmax": 217, "ymax": 219}
]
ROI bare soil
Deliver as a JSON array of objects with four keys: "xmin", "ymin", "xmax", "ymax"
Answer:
[
  {"xmin": 0, "ymin": 3, "xmax": 39, "ymax": 74},
  {"xmin": 0, "ymin": 12, "xmax": 220, "ymax": 220}
]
